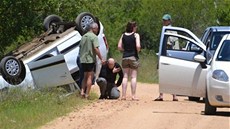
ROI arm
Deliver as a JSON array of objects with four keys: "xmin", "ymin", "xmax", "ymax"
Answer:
[
  {"xmin": 115, "ymin": 64, "xmax": 123, "ymax": 87},
  {"xmin": 94, "ymin": 47, "xmax": 105, "ymax": 64},
  {"xmin": 117, "ymin": 34, "xmax": 124, "ymax": 52},
  {"xmin": 93, "ymin": 36, "xmax": 106, "ymax": 64},
  {"xmin": 135, "ymin": 33, "xmax": 141, "ymax": 52}
]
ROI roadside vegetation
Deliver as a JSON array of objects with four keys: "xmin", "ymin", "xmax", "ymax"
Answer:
[
  {"xmin": 0, "ymin": 87, "xmax": 98, "ymax": 129},
  {"xmin": 0, "ymin": 0, "xmax": 229, "ymax": 129},
  {"xmin": 0, "ymin": 54, "xmax": 157, "ymax": 129}
]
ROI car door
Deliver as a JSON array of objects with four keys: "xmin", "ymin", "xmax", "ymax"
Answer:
[
  {"xmin": 158, "ymin": 26, "xmax": 208, "ymax": 98},
  {"xmin": 27, "ymin": 54, "xmax": 76, "ymax": 88}
]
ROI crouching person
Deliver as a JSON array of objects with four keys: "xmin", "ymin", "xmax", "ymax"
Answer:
[{"xmin": 96, "ymin": 58, "xmax": 123, "ymax": 99}]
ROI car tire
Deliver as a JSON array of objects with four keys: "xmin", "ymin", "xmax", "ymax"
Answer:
[
  {"xmin": 204, "ymin": 92, "xmax": 216, "ymax": 115},
  {"xmin": 75, "ymin": 12, "xmax": 96, "ymax": 35},
  {"xmin": 43, "ymin": 14, "xmax": 63, "ymax": 33},
  {"xmin": 0, "ymin": 56, "xmax": 26, "ymax": 85},
  {"xmin": 188, "ymin": 96, "xmax": 200, "ymax": 101}
]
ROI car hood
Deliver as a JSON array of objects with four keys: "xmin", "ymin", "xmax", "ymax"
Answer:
[{"xmin": 213, "ymin": 61, "xmax": 230, "ymax": 74}]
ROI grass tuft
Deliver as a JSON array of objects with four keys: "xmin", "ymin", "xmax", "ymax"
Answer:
[{"xmin": 0, "ymin": 87, "xmax": 97, "ymax": 129}]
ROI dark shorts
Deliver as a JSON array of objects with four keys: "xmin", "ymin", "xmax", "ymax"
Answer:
[
  {"xmin": 81, "ymin": 63, "xmax": 95, "ymax": 72},
  {"xmin": 122, "ymin": 56, "xmax": 139, "ymax": 69}
]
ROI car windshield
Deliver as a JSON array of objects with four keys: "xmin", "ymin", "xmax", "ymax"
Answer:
[
  {"xmin": 210, "ymin": 32, "xmax": 230, "ymax": 50},
  {"xmin": 217, "ymin": 40, "xmax": 230, "ymax": 61}
]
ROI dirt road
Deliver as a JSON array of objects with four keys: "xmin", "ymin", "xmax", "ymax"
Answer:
[{"xmin": 40, "ymin": 83, "xmax": 230, "ymax": 129}]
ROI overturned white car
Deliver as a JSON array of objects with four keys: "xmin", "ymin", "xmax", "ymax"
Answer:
[
  {"xmin": 158, "ymin": 26, "xmax": 230, "ymax": 115},
  {"xmin": 0, "ymin": 12, "xmax": 108, "ymax": 91}
]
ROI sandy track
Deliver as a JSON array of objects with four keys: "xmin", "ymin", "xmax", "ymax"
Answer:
[{"xmin": 40, "ymin": 83, "xmax": 230, "ymax": 129}]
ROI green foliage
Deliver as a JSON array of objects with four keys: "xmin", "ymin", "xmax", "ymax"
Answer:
[
  {"xmin": 137, "ymin": 50, "xmax": 159, "ymax": 83},
  {"xmin": 0, "ymin": 0, "xmax": 229, "ymax": 57},
  {"xmin": 216, "ymin": 0, "xmax": 230, "ymax": 26}
]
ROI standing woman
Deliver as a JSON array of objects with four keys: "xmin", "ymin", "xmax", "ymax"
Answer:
[{"xmin": 117, "ymin": 21, "xmax": 141, "ymax": 100}]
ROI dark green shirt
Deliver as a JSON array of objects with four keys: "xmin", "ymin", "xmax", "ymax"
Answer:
[{"xmin": 79, "ymin": 32, "xmax": 99, "ymax": 63}]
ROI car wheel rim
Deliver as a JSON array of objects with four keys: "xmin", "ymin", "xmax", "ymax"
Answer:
[
  {"xmin": 81, "ymin": 15, "xmax": 94, "ymax": 30},
  {"xmin": 5, "ymin": 59, "xmax": 20, "ymax": 76}
]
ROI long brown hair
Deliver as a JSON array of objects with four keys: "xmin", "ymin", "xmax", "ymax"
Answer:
[{"xmin": 126, "ymin": 21, "xmax": 137, "ymax": 33}]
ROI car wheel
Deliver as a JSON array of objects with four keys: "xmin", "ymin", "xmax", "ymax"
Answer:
[
  {"xmin": 75, "ymin": 12, "xmax": 96, "ymax": 35},
  {"xmin": 43, "ymin": 14, "xmax": 63, "ymax": 33},
  {"xmin": 204, "ymin": 93, "xmax": 216, "ymax": 115},
  {"xmin": 188, "ymin": 96, "xmax": 200, "ymax": 101},
  {"xmin": 0, "ymin": 56, "xmax": 26, "ymax": 85}
]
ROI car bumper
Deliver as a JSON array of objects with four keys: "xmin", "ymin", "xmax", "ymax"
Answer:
[{"xmin": 208, "ymin": 78, "xmax": 230, "ymax": 107}]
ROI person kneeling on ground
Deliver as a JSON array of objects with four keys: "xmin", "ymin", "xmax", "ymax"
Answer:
[{"xmin": 96, "ymin": 58, "xmax": 123, "ymax": 99}]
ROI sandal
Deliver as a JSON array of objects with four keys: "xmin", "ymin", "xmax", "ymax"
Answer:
[
  {"xmin": 154, "ymin": 98, "xmax": 163, "ymax": 101},
  {"xmin": 173, "ymin": 98, "xmax": 178, "ymax": 101}
]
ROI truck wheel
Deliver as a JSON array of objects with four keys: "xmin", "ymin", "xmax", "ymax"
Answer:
[
  {"xmin": 43, "ymin": 14, "xmax": 63, "ymax": 33},
  {"xmin": 204, "ymin": 93, "xmax": 216, "ymax": 115},
  {"xmin": 0, "ymin": 56, "xmax": 26, "ymax": 85},
  {"xmin": 75, "ymin": 12, "xmax": 96, "ymax": 35},
  {"xmin": 188, "ymin": 96, "xmax": 200, "ymax": 101}
]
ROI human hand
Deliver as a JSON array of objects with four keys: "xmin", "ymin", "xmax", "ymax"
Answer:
[
  {"xmin": 113, "ymin": 67, "xmax": 121, "ymax": 73},
  {"xmin": 101, "ymin": 59, "xmax": 106, "ymax": 65}
]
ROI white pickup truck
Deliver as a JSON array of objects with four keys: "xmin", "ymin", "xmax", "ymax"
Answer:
[{"xmin": 0, "ymin": 12, "xmax": 108, "ymax": 91}]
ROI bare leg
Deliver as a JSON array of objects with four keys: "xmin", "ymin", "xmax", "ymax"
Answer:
[
  {"xmin": 130, "ymin": 69, "xmax": 138, "ymax": 100},
  {"xmin": 172, "ymin": 94, "xmax": 178, "ymax": 101},
  {"xmin": 159, "ymin": 93, "xmax": 163, "ymax": 98},
  {"xmin": 154, "ymin": 93, "xmax": 164, "ymax": 101},
  {"xmin": 81, "ymin": 72, "xmax": 87, "ymax": 97},
  {"xmin": 122, "ymin": 68, "xmax": 129, "ymax": 100},
  {"xmin": 85, "ymin": 71, "xmax": 94, "ymax": 98}
]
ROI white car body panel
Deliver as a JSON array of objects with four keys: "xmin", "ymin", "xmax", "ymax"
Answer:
[
  {"xmin": 28, "ymin": 54, "xmax": 75, "ymax": 88},
  {"xmin": 159, "ymin": 26, "xmax": 207, "ymax": 98},
  {"xmin": 0, "ymin": 21, "xmax": 107, "ymax": 90},
  {"xmin": 159, "ymin": 56, "xmax": 208, "ymax": 97},
  {"xmin": 95, "ymin": 22, "xmax": 108, "ymax": 78},
  {"xmin": 206, "ymin": 34, "xmax": 230, "ymax": 107},
  {"xmin": 158, "ymin": 26, "xmax": 230, "ymax": 114}
]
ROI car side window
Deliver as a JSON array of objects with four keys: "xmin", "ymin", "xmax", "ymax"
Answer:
[
  {"xmin": 217, "ymin": 40, "xmax": 230, "ymax": 61},
  {"xmin": 202, "ymin": 30, "xmax": 212, "ymax": 46},
  {"xmin": 163, "ymin": 35, "xmax": 203, "ymax": 61}
]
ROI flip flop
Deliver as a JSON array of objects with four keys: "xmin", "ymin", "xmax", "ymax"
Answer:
[
  {"xmin": 173, "ymin": 98, "xmax": 178, "ymax": 101},
  {"xmin": 154, "ymin": 98, "xmax": 163, "ymax": 101}
]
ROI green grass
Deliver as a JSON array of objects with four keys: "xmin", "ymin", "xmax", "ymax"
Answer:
[
  {"xmin": 0, "ymin": 87, "xmax": 97, "ymax": 129},
  {"xmin": 111, "ymin": 49, "xmax": 159, "ymax": 83},
  {"xmin": 0, "ymin": 52, "xmax": 158, "ymax": 129}
]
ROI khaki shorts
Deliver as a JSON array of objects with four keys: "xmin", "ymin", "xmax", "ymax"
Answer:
[{"xmin": 122, "ymin": 56, "xmax": 139, "ymax": 69}]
